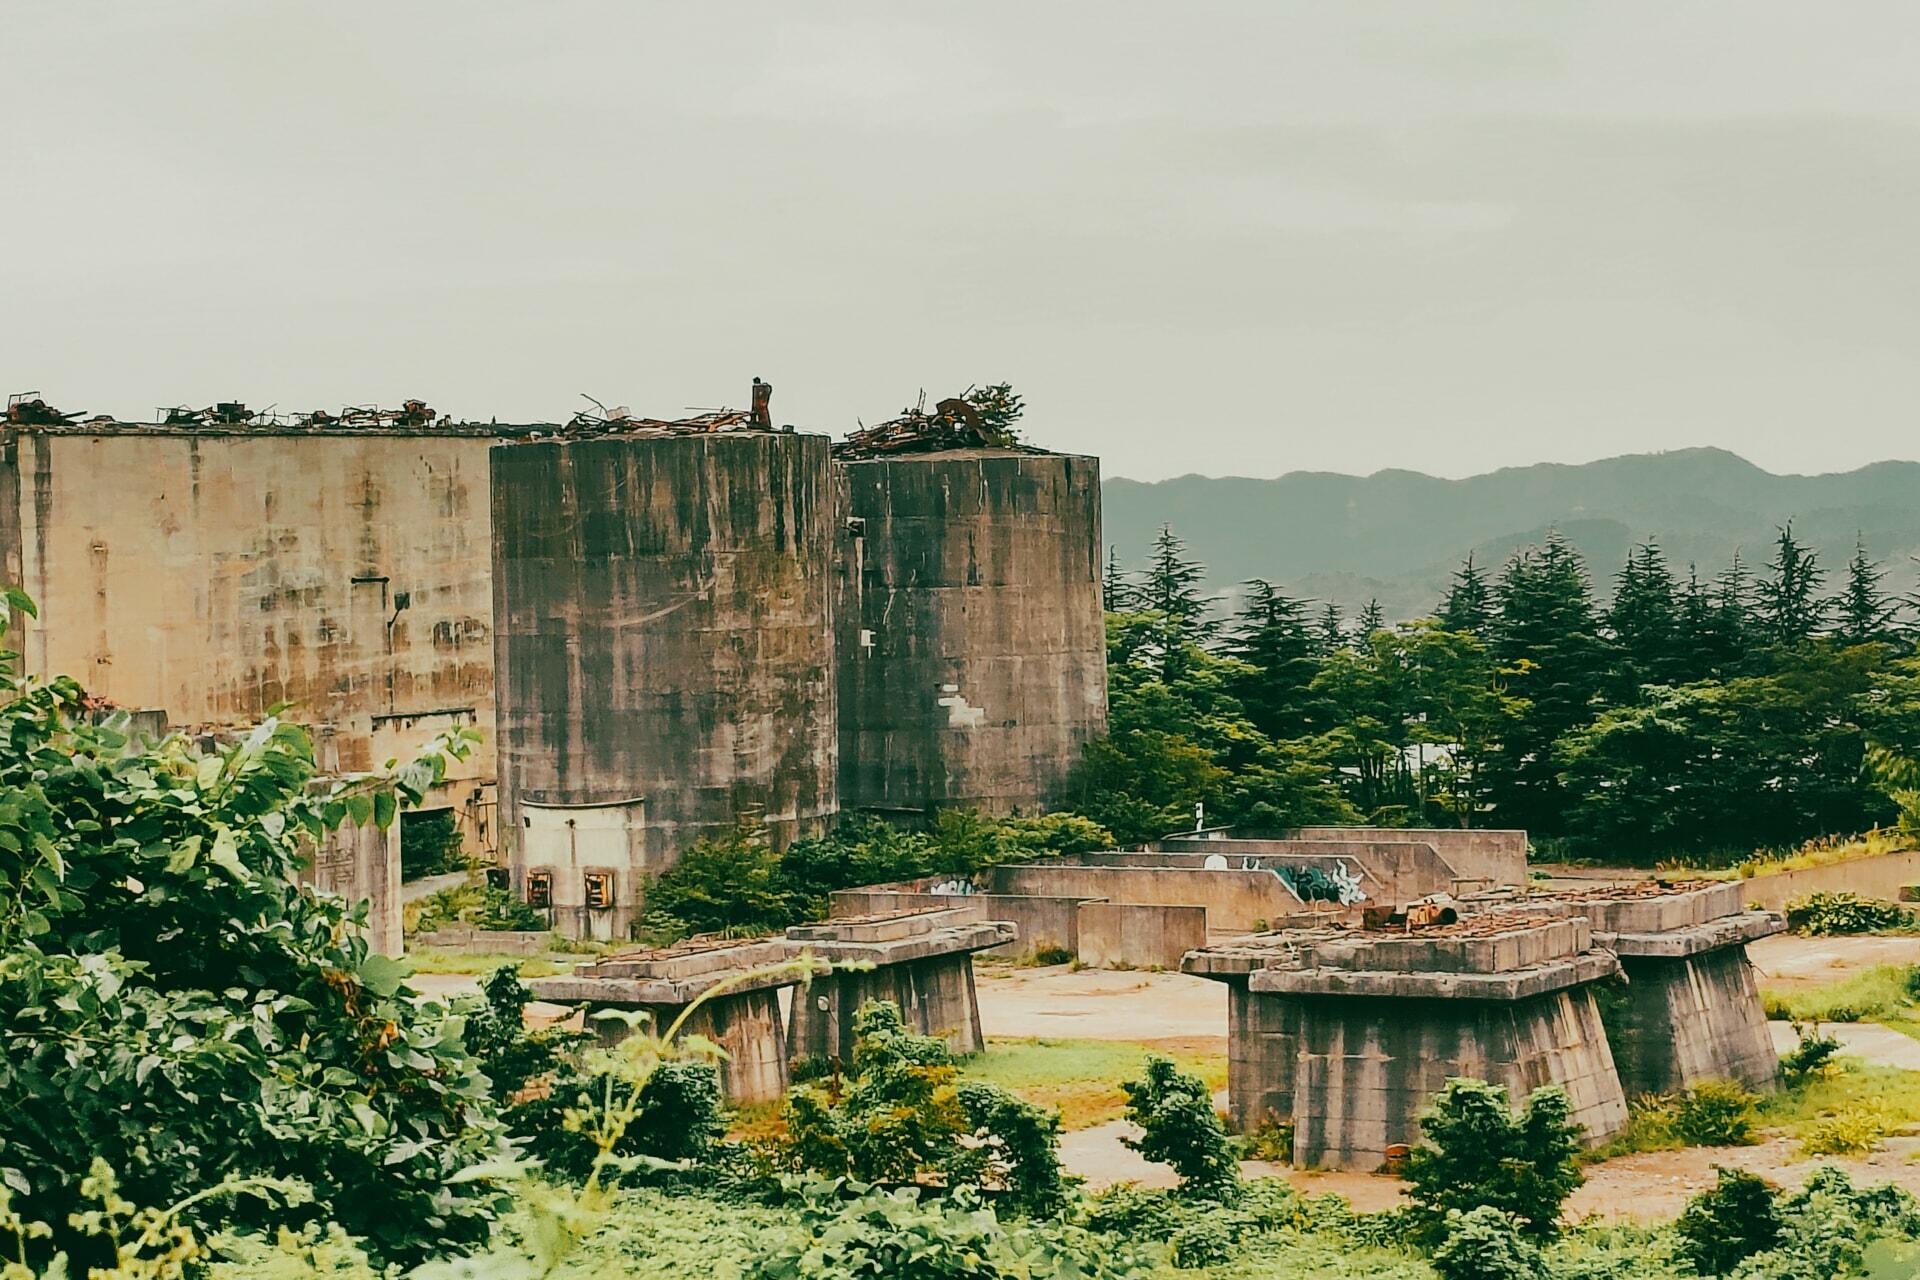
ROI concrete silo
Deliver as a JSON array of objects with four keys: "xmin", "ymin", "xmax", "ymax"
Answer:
[
  {"xmin": 492, "ymin": 428, "xmax": 836, "ymax": 938},
  {"xmin": 833, "ymin": 449, "xmax": 1107, "ymax": 818}
]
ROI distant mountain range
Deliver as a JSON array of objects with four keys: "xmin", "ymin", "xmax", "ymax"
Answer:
[{"xmin": 1101, "ymin": 448, "xmax": 1920, "ymax": 621}]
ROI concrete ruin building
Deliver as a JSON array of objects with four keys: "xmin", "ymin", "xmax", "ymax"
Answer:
[
  {"xmin": 491, "ymin": 428, "xmax": 841, "ymax": 939},
  {"xmin": 0, "ymin": 408, "xmax": 542, "ymax": 947},
  {"xmin": 833, "ymin": 450, "xmax": 1107, "ymax": 817}
]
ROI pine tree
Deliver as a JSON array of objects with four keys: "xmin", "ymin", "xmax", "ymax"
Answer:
[
  {"xmin": 1674, "ymin": 563, "xmax": 1718, "ymax": 682},
  {"xmin": 1229, "ymin": 579, "xmax": 1322, "ymax": 738},
  {"xmin": 1830, "ymin": 535, "xmax": 1897, "ymax": 646},
  {"xmin": 1606, "ymin": 541, "xmax": 1681, "ymax": 692},
  {"xmin": 1754, "ymin": 521, "xmax": 1827, "ymax": 646},
  {"xmin": 1355, "ymin": 599, "xmax": 1386, "ymax": 642},
  {"xmin": 1143, "ymin": 525, "xmax": 1209, "ymax": 628},
  {"xmin": 1438, "ymin": 553, "xmax": 1495, "ymax": 636},
  {"xmin": 1489, "ymin": 531, "xmax": 1609, "ymax": 834},
  {"xmin": 1103, "ymin": 545, "xmax": 1137, "ymax": 613},
  {"xmin": 1141, "ymin": 524, "xmax": 1213, "ymax": 674},
  {"xmin": 1314, "ymin": 602, "xmax": 1346, "ymax": 656},
  {"xmin": 1699, "ymin": 551, "xmax": 1754, "ymax": 671}
]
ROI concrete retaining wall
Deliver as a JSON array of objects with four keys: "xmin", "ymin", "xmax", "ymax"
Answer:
[
  {"xmin": 410, "ymin": 928, "xmax": 553, "ymax": 956},
  {"xmin": 986, "ymin": 864, "xmax": 1314, "ymax": 931},
  {"xmin": 1074, "ymin": 903, "xmax": 1207, "ymax": 969},
  {"xmin": 828, "ymin": 887, "xmax": 1094, "ymax": 957},
  {"xmin": 302, "ymin": 818, "xmax": 402, "ymax": 956},
  {"xmin": 1735, "ymin": 849, "xmax": 1920, "ymax": 911},
  {"xmin": 789, "ymin": 954, "xmax": 986, "ymax": 1062},
  {"xmin": 1151, "ymin": 839, "xmax": 1458, "ymax": 903},
  {"xmin": 1285, "ymin": 826, "xmax": 1528, "ymax": 888}
]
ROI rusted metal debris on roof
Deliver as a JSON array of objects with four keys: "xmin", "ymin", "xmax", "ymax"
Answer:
[
  {"xmin": 154, "ymin": 399, "xmax": 446, "ymax": 430},
  {"xmin": 554, "ymin": 379, "xmax": 777, "ymax": 440},
  {"xmin": 833, "ymin": 385, "xmax": 1042, "ymax": 459},
  {"xmin": 6, "ymin": 394, "xmax": 81, "ymax": 427}
]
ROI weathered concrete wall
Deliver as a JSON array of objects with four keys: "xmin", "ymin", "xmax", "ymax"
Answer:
[
  {"xmin": 1605, "ymin": 950, "xmax": 1779, "ymax": 1096},
  {"xmin": 0, "ymin": 427, "xmax": 506, "ymax": 851},
  {"xmin": 1288, "ymin": 989, "xmax": 1628, "ymax": 1170},
  {"xmin": 833, "ymin": 451, "xmax": 1107, "ymax": 817},
  {"xmin": 788, "ymin": 954, "xmax": 986, "ymax": 1062},
  {"xmin": 1074, "ymin": 902, "xmax": 1207, "ymax": 969},
  {"xmin": 987, "ymin": 863, "xmax": 1326, "ymax": 932},
  {"xmin": 492, "ymin": 432, "xmax": 837, "ymax": 937},
  {"xmin": 302, "ymin": 817, "xmax": 403, "ymax": 956},
  {"xmin": 1146, "ymin": 840, "xmax": 1454, "ymax": 905},
  {"xmin": 828, "ymin": 886, "xmax": 1093, "ymax": 958},
  {"xmin": 609, "ymin": 991, "xmax": 790, "ymax": 1103},
  {"xmin": 409, "ymin": 928, "xmax": 552, "ymax": 956},
  {"xmin": 1284, "ymin": 826, "xmax": 1528, "ymax": 888},
  {"xmin": 1734, "ymin": 849, "xmax": 1920, "ymax": 910}
]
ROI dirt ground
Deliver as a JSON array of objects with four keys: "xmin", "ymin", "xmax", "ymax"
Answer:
[
  {"xmin": 974, "ymin": 961, "xmax": 1229, "ymax": 1046},
  {"xmin": 1749, "ymin": 932, "xmax": 1920, "ymax": 990}
]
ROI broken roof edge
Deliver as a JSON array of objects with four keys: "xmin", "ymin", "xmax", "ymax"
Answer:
[{"xmin": 6, "ymin": 418, "xmax": 561, "ymax": 439}]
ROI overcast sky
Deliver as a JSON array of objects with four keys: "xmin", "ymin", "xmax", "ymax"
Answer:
[{"xmin": 6, "ymin": 3, "xmax": 1918, "ymax": 481}]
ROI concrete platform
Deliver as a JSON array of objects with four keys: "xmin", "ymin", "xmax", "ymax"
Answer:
[
  {"xmin": 1185, "ymin": 914, "xmax": 1630, "ymax": 1170},
  {"xmin": 785, "ymin": 909, "xmax": 1014, "ymax": 1062},
  {"xmin": 527, "ymin": 936, "xmax": 803, "ymax": 1103}
]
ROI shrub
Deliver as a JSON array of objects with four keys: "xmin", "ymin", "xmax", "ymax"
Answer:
[
  {"xmin": 511, "ymin": 1052, "xmax": 729, "ymax": 1182},
  {"xmin": 1672, "ymin": 1078, "xmax": 1761, "ymax": 1147},
  {"xmin": 1234, "ymin": 1112, "xmax": 1294, "ymax": 1163},
  {"xmin": 1403, "ymin": 1079, "xmax": 1584, "ymax": 1243},
  {"xmin": 745, "ymin": 1183, "xmax": 1152, "ymax": 1280},
  {"xmin": 1675, "ymin": 1167, "xmax": 1782, "ymax": 1275},
  {"xmin": 782, "ymin": 1001, "xmax": 1064, "ymax": 1211},
  {"xmin": 1431, "ymin": 1207, "xmax": 1545, "ymax": 1280},
  {"xmin": 461, "ymin": 964, "xmax": 588, "ymax": 1104},
  {"xmin": 1083, "ymin": 1183, "xmax": 1188, "ymax": 1240},
  {"xmin": 1119, "ymin": 1056, "xmax": 1240, "ymax": 1202},
  {"xmin": 1779, "ymin": 1022, "xmax": 1843, "ymax": 1082},
  {"xmin": 645, "ymin": 819, "xmax": 800, "ymax": 937},
  {"xmin": 1169, "ymin": 1214, "xmax": 1237, "ymax": 1268},
  {"xmin": 1799, "ymin": 1107, "xmax": 1889, "ymax": 1156},
  {"xmin": 1784, "ymin": 891, "xmax": 1912, "ymax": 936},
  {"xmin": 407, "ymin": 878, "xmax": 545, "ymax": 934},
  {"xmin": 0, "ymin": 622, "xmax": 503, "ymax": 1270}
]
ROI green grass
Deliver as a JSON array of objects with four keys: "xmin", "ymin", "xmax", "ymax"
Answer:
[
  {"xmin": 1757, "ymin": 1057, "xmax": 1920, "ymax": 1146},
  {"xmin": 403, "ymin": 947, "xmax": 572, "ymax": 978},
  {"xmin": 1761, "ymin": 965, "xmax": 1920, "ymax": 1031},
  {"xmin": 961, "ymin": 1036, "xmax": 1228, "ymax": 1130},
  {"xmin": 1663, "ymin": 828, "xmax": 1917, "ymax": 881}
]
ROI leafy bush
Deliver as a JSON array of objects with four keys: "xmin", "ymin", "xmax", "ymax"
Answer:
[
  {"xmin": 408, "ymin": 878, "xmax": 546, "ymax": 934},
  {"xmin": 1675, "ymin": 1167, "xmax": 1782, "ymax": 1275},
  {"xmin": 0, "ymin": 608, "xmax": 504, "ymax": 1270},
  {"xmin": 1234, "ymin": 1112, "xmax": 1294, "ymax": 1163},
  {"xmin": 1779, "ymin": 1022, "xmax": 1843, "ymax": 1082},
  {"xmin": 745, "ymin": 1182, "xmax": 1152, "ymax": 1280},
  {"xmin": 782, "ymin": 1001, "xmax": 1064, "ymax": 1212},
  {"xmin": 1119, "ymin": 1056, "xmax": 1240, "ymax": 1202},
  {"xmin": 1431, "ymin": 1207, "xmax": 1545, "ymax": 1280},
  {"xmin": 1403, "ymin": 1079, "xmax": 1584, "ymax": 1243},
  {"xmin": 1784, "ymin": 891, "xmax": 1913, "ymax": 936},
  {"xmin": 461, "ymin": 964, "xmax": 588, "ymax": 1104},
  {"xmin": 1799, "ymin": 1107, "xmax": 1890, "ymax": 1156},
  {"xmin": 515, "ymin": 1058, "xmax": 729, "ymax": 1181},
  {"xmin": 645, "ymin": 819, "xmax": 800, "ymax": 939},
  {"xmin": 1672, "ymin": 1078, "xmax": 1761, "ymax": 1147}
]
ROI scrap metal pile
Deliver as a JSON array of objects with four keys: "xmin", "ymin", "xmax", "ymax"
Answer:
[
  {"xmin": 154, "ymin": 399, "xmax": 447, "ymax": 429},
  {"xmin": 555, "ymin": 377, "xmax": 773, "ymax": 440},
  {"xmin": 834, "ymin": 385, "xmax": 1037, "ymax": 459},
  {"xmin": 6, "ymin": 394, "xmax": 82, "ymax": 427}
]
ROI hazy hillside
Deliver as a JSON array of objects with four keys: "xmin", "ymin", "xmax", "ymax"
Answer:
[{"xmin": 1102, "ymin": 448, "xmax": 1920, "ymax": 620}]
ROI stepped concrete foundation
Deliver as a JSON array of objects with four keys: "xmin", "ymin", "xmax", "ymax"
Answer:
[
  {"xmin": 1477, "ymin": 882, "xmax": 1785, "ymax": 1096},
  {"xmin": 785, "ymin": 909, "xmax": 1013, "ymax": 1062},
  {"xmin": 1187, "ymin": 914, "xmax": 1629, "ymax": 1170},
  {"xmin": 528, "ymin": 938, "xmax": 802, "ymax": 1103}
]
